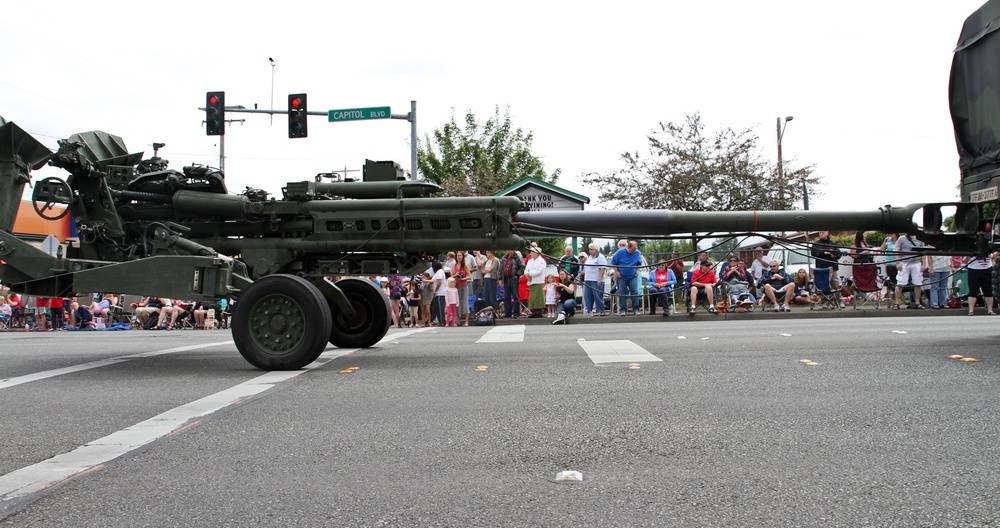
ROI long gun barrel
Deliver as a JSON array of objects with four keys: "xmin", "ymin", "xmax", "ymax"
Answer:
[{"xmin": 516, "ymin": 202, "xmax": 989, "ymax": 254}]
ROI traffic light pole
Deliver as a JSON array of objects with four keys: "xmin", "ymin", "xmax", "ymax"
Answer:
[
  {"xmin": 203, "ymin": 97, "xmax": 419, "ymax": 180},
  {"xmin": 391, "ymin": 101, "xmax": 417, "ymax": 181}
]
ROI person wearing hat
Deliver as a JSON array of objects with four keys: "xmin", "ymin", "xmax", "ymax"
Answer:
[
  {"xmin": 647, "ymin": 260, "xmax": 677, "ymax": 316},
  {"xmin": 689, "ymin": 260, "xmax": 719, "ymax": 314},
  {"xmin": 524, "ymin": 246, "xmax": 548, "ymax": 318}
]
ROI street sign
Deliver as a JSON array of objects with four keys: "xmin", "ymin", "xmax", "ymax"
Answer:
[{"xmin": 328, "ymin": 106, "xmax": 391, "ymax": 122}]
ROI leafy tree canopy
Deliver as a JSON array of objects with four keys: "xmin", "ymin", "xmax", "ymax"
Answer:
[
  {"xmin": 418, "ymin": 106, "xmax": 561, "ymax": 197},
  {"xmin": 582, "ymin": 112, "xmax": 819, "ymax": 212}
]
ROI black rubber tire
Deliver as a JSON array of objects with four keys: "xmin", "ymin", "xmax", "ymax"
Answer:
[
  {"xmin": 993, "ymin": 265, "xmax": 1000, "ymax": 300},
  {"xmin": 329, "ymin": 277, "xmax": 391, "ymax": 348},
  {"xmin": 232, "ymin": 274, "xmax": 332, "ymax": 370}
]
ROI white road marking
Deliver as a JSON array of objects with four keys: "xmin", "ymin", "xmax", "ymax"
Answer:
[
  {"xmin": 380, "ymin": 327, "xmax": 429, "ymax": 343},
  {"xmin": 0, "ymin": 348, "xmax": 355, "ymax": 506},
  {"xmin": 578, "ymin": 339, "xmax": 662, "ymax": 364},
  {"xmin": 0, "ymin": 341, "xmax": 234, "ymax": 390},
  {"xmin": 476, "ymin": 325, "xmax": 526, "ymax": 343}
]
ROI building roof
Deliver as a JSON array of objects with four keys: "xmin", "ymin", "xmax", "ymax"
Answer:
[{"xmin": 494, "ymin": 177, "xmax": 590, "ymax": 205}]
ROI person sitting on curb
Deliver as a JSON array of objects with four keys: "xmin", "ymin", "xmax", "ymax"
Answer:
[
  {"xmin": 552, "ymin": 269, "xmax": 577, "ymax": 324},
  {"xmin": 760, "ymin": 260, "xmax": 795, "ymax": 312}
]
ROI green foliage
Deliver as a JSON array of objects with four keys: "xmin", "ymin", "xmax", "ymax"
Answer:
[
  {"xmin": 582, "ymin": 112, "xmax": 819, "ymax": 212},
  {"xmin": 417, "ymin": 106, "xmax": 561, "ymax": 197},
  {"xmin": 831, "ymin": 234, "xmax": 855, "ymax": 248},
  {"xmin": 530, "ymin": 238, "xmax": 567, "ymax": 263}
]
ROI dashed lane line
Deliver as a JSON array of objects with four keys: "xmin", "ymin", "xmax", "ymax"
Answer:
[
  {"xmin": 578, "ymin": 339, "xmax": 662, "ymax": 364},
  {"xmin": 476, "ymin": 325, "xmax": 526, "ymax": 343},
  {"xmin": 0, "ymin": 341, "xmax": 234, "ymax": 390}
]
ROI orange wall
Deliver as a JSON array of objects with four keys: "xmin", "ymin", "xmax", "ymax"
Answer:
[{"xmin": 12, "ymin": 200, "xmax": 71, "ymax": 241}]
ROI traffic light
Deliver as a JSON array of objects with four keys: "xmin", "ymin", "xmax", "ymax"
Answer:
[
  {"xmin": 205, "ymin": 91, "xmax": 225, "ymax": 136},
  {"xmin": 288, "ymin": 93, "xmax": 307, "ymax": 138}
]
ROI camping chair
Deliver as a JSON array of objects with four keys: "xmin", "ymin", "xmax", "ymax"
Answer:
[
  {"xmin": 683, "ymin": 271, "xmax": 714, "ymax": 314},
  {"xmin": 722, "ymin": 281, "xmax": 756, "ymax": 313},
  {"xmin": 0, "ymin": 312, "xmax": 9, "ymax": 331},
  {"xmin": 850, "ymin": 263, "xmax": 883, "ymax": 309},
  {"xmin": 107, "ymin": 295, "xmax": 132, "ymax": 326},
  {"xmin": 810, "ymin": 268, "xmax": 842, "ymax": 310}
]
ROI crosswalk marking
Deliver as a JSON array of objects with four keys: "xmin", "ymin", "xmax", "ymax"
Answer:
[
  {"xmin": 476, "ymin": 325, "xmax": 526, "ymax": 343},
  {"xmin": 578, "ymin": 339, "xmax": 662, "ymax": 364}
]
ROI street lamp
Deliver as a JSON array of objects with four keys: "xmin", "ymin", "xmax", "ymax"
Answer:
[{"xmin": 776, "ymin": 115, "xmax": 794, "ymax": 208}]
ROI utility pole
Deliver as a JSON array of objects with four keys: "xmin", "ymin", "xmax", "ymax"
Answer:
[
  {"xmin": 776, "ymin": 116, "xmax": 793, "ymax": 209},
  {"xmin": 217, "ymin": 116, "xmax": 245, "ymax": 171}
]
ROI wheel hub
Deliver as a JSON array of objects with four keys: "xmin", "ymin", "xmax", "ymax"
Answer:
[{"xmin": 249, "ymin": 294, "xmax": 305, "ymax": 356}]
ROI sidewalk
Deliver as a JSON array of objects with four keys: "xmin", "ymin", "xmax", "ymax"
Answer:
[{"xmin": 495, "ymin": 305, "xmax": 982, "ymax": 325}]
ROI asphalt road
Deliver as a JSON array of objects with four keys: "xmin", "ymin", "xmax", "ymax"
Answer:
[{"xmin": 1, "ymin": 316, "xmax": 999, "ymax": 527}]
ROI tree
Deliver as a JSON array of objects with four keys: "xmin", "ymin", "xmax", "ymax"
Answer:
[
  {"xmin": 642, "ymin": 239, "xmax": 697, "ymax": 262},
  {"xmin": 418, "ymin": 106, "xmax": 561, "ymax": 197},
  {"xmin": 582, "ymin": 112, "xmax": 819, "ymax": 212}
]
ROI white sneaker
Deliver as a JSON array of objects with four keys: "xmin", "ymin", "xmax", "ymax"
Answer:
[
  {"xmin": 782, "ymin": 303, "xmax": 791, "ymax": 312},
  {"xmin": 553, "ymin": 313, "xmax": 566, "ymax": 325},
  {"xmin": 689, "ymin": 306, "xmax": 697, "ymax": 314},
  {"xmin": 773, "ymin": 305, "xmax": 780, "ymax": 312}
]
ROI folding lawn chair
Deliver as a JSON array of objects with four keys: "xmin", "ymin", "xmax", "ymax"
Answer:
[
  {"xmin": 811, "ymin": 268, "xmax": 842, "ymax": 310},
  {"xmin": 850, "ymin": 263, "xmax": 883, "ymax": 309}
]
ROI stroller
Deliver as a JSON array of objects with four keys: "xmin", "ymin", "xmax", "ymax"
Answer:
[{"xmin": 473, "ymin": 306, "xmax": 496, "ymax": 326}]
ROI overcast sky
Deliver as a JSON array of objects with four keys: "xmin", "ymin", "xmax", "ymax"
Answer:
[{"xmin": 1, "ymin": 0, "xmax": 987, "ymax": 215}]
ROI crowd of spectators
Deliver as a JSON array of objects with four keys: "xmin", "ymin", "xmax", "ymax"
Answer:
[
  {"xmin": 3, "ymin": 232, "xmax": 998, "ymax": 331},
  {"xmin": 0, "ymin": 286, "xmax": 230, "ymax": 331},
  {"xmin": 380, "ymin": 231, "xmax": 998, "ymax": 325}
]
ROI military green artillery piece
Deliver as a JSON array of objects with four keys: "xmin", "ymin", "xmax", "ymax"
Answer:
[
  {"xmin": 1, "ymin": 120, "xmax": 997, "ymax": 370},
  {"xmin": 3, "ymin": 0, "xmax": 999, "ymax": 370},
  {"xmin": 1, "ymin": 125, "xmax": 526, "ymax": 370}
]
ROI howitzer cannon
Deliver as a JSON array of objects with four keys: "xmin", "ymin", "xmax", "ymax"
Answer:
[
  {"xmin": 0, "ymin": 122, "xmax": 997, "ymax": 370},
  {"xmin": 3, "ymin": 1, "xmax": 1000, "ymax": 370}
]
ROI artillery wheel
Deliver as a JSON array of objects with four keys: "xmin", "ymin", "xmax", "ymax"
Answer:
[
  {"xmin": 31, "ymin": 177, "xmax": 73, "ymax": 220},
  {"xmin": 329, "ymin": 277, "xmax": 391, "ymax": 348},
  {"xmin": 232, "ymin": 274, "xmax": 332, "ymax": 370}
]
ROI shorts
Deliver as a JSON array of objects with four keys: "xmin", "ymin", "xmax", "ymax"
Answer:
[
  {"xmin": 135, "ymin": 306, "xmax": 160, "ymax": 317},
  {"xmin": 895, "ymin": 261, "xmax": 922, "ymax": 286},
  {"xmin": 967, "ymin": 267, "xmax": 994, "ymax": 298}
]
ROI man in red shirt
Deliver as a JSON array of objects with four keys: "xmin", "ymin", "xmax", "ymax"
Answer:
[{"xmin": 689, "ymin": 260, "xmax": 718, "ymax": 314}]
